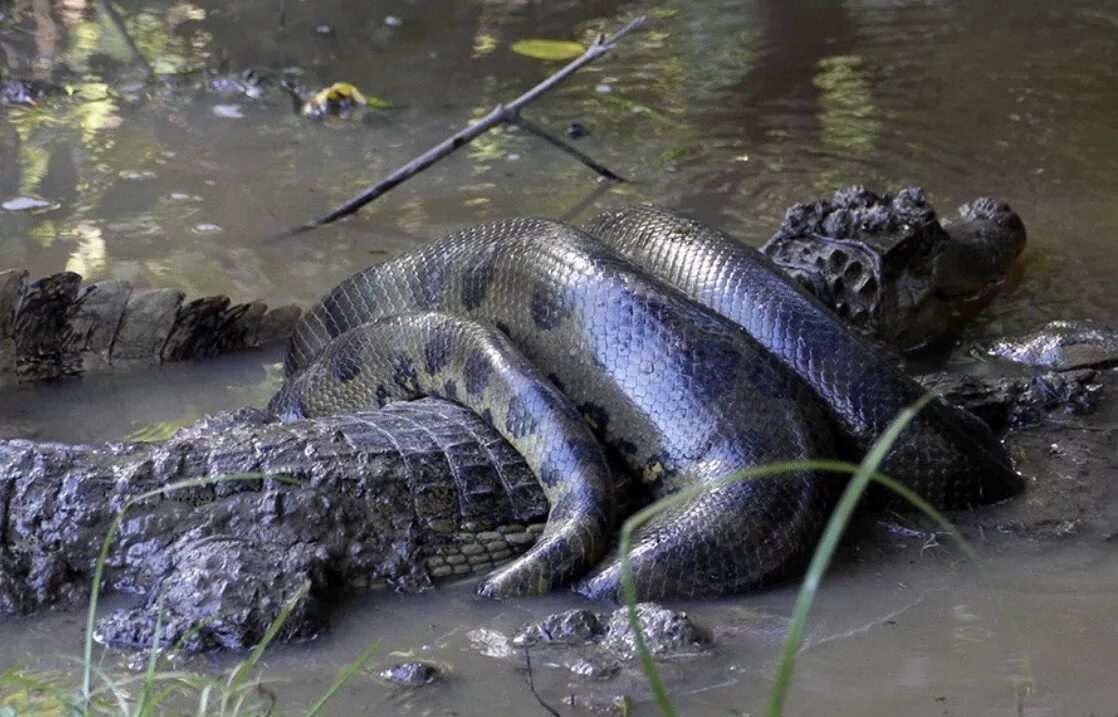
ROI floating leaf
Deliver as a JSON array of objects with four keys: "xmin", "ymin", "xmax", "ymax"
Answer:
[
  {"xmin": 1, "ymin": 196, "xmax": 59, "ymax": 213},
  {"xmin": 511, "ymin": 39, "xmax": 586, "ymax": 61},
  {"xmin": 302, "ymin": 81, "xmax": 368, "ymax": 119},
  {"xmin": 364, "ymin": 96, "xmax": 394, "ymax": 109}
]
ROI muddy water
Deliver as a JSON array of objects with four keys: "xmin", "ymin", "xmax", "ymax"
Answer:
[{"xmin": 1, "ymin": 0, "xmax": 1117, "ymax": 714}]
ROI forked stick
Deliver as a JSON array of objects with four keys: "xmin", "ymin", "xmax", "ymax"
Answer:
[{"xmin": 307, "ymin": 16, "xmax": 646, "ymax": 228}]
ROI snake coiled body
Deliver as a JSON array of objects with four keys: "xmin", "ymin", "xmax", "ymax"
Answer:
[
  {"xmin": 275, "ymin": 206, "xmax": 1022, "ymax": 600},
  {"xmin": 585, "ymin": 205, "xmax": 1022, "ymax": 508}
]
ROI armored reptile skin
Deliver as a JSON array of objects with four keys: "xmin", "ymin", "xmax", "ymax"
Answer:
[{"xmin": 278, "ymin": 206, "xmax": 1023, "ymax": 600}]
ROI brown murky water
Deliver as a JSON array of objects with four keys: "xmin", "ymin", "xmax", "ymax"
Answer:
[{"xmin": 1, "ymin": 0, "xmax": 1117, "ymax": 714}]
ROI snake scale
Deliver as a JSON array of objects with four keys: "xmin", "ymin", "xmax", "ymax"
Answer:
[{"xmin": 270, "ymin": 205, "xmax": 1022, "ymax": 600}]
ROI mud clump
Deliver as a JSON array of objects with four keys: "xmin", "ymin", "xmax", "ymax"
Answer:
[{"xmin": 513, "ymin": 603, "xmax": 710, "ymax": 681}]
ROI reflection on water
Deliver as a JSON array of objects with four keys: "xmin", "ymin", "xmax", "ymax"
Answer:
[
  {"xmin": 1, "ymin": 0, "xmax": 1111, "ymax": 313},
  {"xmin": 1, "ymin": 0, "xmax": 1117, "ymax": 713}
]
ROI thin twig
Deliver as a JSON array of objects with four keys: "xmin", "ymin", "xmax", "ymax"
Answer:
[
  {"xmin": 96, "ymin": 0, "xmax": 155, "ymax": 81},
  {"xmin": 557, "ymin": 180, "xmax": 616, "ymax": 224},
  {"xmin": 306, "ymin": 16, "xmax": 645, "ymax": 228},
  {"xmin": 512, "ymin": 116, "xmax": 624, "ymax": 181},
  {"xmin": 523, "ymin": 646, "xmax": 562, "ymax": 717}
]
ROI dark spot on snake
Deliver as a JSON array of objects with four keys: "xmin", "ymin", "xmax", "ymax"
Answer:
[
  {"xmin": 539, "ymin": 438, "xmax": 607, "ymax": 498},
  {"xmin": 392, "ymin": 355, "xmax": 420, "ymax": 394},
  {"xmin": 742, "ymin": 353, "xmax": 793, "ymax": 399},
  {"xmin": 412, "ymin": 257, "xmax": 451, "ymax": 308},
  {"xmin": 579, "ymin": 402, "xmax": 610, "ymax": 433},
  {"xmin": 539, "ymin": 455, "xmax": 567, "ymax": 491},
  {"xmin": 442, "ymin": 379, "xmax": 459, "ymax": 401},
  {"xmin": 461, "ymin": 247, "xmax": 498, "ymax": 310},
  {"xmin": 572, "ymin": 436, "xmax": 608, "ymax": 465},
  {"xmin": 463, "ymin": 353, "xmax": 493, "ymax": 396},
  {"xmin": 424, "ymin": 329, "xmax": 452, "ymax": 376},
  {"xmin": 480, "ymin": 407, "xmax": 494, "ymax": 425},
  {"xmin": 329, "ymin": 350, "xmax": 361, "ymax": 384},
  {"xmin": 375, "ymin": 384, "xmax": 391, "ymax": 407},
  {"xmin": 687, "ymin": 326, "xmax": 770, "ymax": 399},
  {"xmin": 320, "ymin": 295, "xmax": 353, "ymax": 342},
  {"xmin": 566, "ymin": 437, "xmax": 606, "ymax": 473},
  {"xmin": 529, "ymin": 281, "xmax": 570, "ymax": 331},
  {"xmin": 494, "ymin": 321, "xmax": 512, "ymax": 337},
  {"xmin": 614, "ymin": 438, "xmax": 639, "ymax": 455},
  {"xmin": 505, "ymin": 391, "xmax": 541, "ymax": 439}
]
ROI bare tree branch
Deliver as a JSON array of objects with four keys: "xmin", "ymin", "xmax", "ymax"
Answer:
[
  {"xmin": 96, "ymin": 0, "xmax": 155, "ymax": 81},
  {"xmin": 305, "ymin": 16, "xmax": 646, "ymax": 229},
  {"xmin": 512, "ymin": 115, "xmax": 624, "ymax": 181}
]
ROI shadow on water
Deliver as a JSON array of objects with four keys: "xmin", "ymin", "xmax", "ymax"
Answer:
[{"xmin": 1, "ymin": 0, "xmax": 1117, "ymax": 714}]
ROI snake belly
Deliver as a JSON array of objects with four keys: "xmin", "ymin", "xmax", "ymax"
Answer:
[{"xmin": 279, "ymin": 217, "xmax": 838, "ymax": 599}]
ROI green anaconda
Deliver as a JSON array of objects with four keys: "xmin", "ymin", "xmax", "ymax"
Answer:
[{"xmin": 272, "ymin": 205, "xmax": 1023, "ymax": 600}]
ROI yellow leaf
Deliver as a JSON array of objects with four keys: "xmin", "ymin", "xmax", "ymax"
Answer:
[
  {"xmin": 510, "ymin": 39, "xmax": 585, "ymax": 61},
  {"xmin": 302, "ymin": 82, "xmax": 368, "ymax": 118}
]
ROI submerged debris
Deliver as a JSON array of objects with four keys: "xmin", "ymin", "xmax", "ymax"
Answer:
[
  {"xmin": 204, "ymin": 68, "xmax": 269, "ymax": 99},
  {"xmin": 987, "ymin": 319, "xmax": 1118, "ymax": 370},
  {"xmin": 0, "ymin": 77, "xmax": 65, "ymax": 106},
  {"xmin": 919, "ymin": 368, "xmax": 1103, "ymax": 429},
  {"xmin": 567, "ymin": 122, "xmax": 590, "ymax": 138},
  {"xmin": 379, "ymin": 661, "xmax": 441, "ymax": 687}
]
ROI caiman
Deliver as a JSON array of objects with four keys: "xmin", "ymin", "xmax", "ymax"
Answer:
[{"xmin": 0, "ymin": 399, "xmax": 548, "ymax": 649}]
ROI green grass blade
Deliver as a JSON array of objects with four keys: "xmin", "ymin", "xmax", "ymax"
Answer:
[
  {"xmin": 869, "ymin": 473, "xmax": 1034, "ymax": 692},
  {"xmin": 133, "ymin": 597, "xmax": 165, "ymax": 715},
  {"xmin": 81, "ymin": 472, "xmax": 296, "ymax": 706},
  {"xmin": 767, "ymin": 394, "xmax": 933, "ymax": 717},
  {"xmin": 226, "ymin": 580, "xmax": 311, "ymax": 701},
  {"xmin": 301, "ymin": 640, "xmax": 381, "ymax": 717},
  {"xmin": 82, "ymin": 509, "xmax": 126, "ymax": 704},
  {"xmin": 618, "ymin": 501, "xmax": 677, "ymax": 717},
  {"xmin": 195, "ymin": 682, "xmax": 213, "ymax": 717},
  {"xmin": 55, "ymin": 654, "xmax": 134, "ymax": 715},
  {"xmin": 619, "ymin": 396, "xmax": 937, "ymax": 716},
  {"xmin": 618, "ymin": 459, "xmax": 868, "ymax": 717}
]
